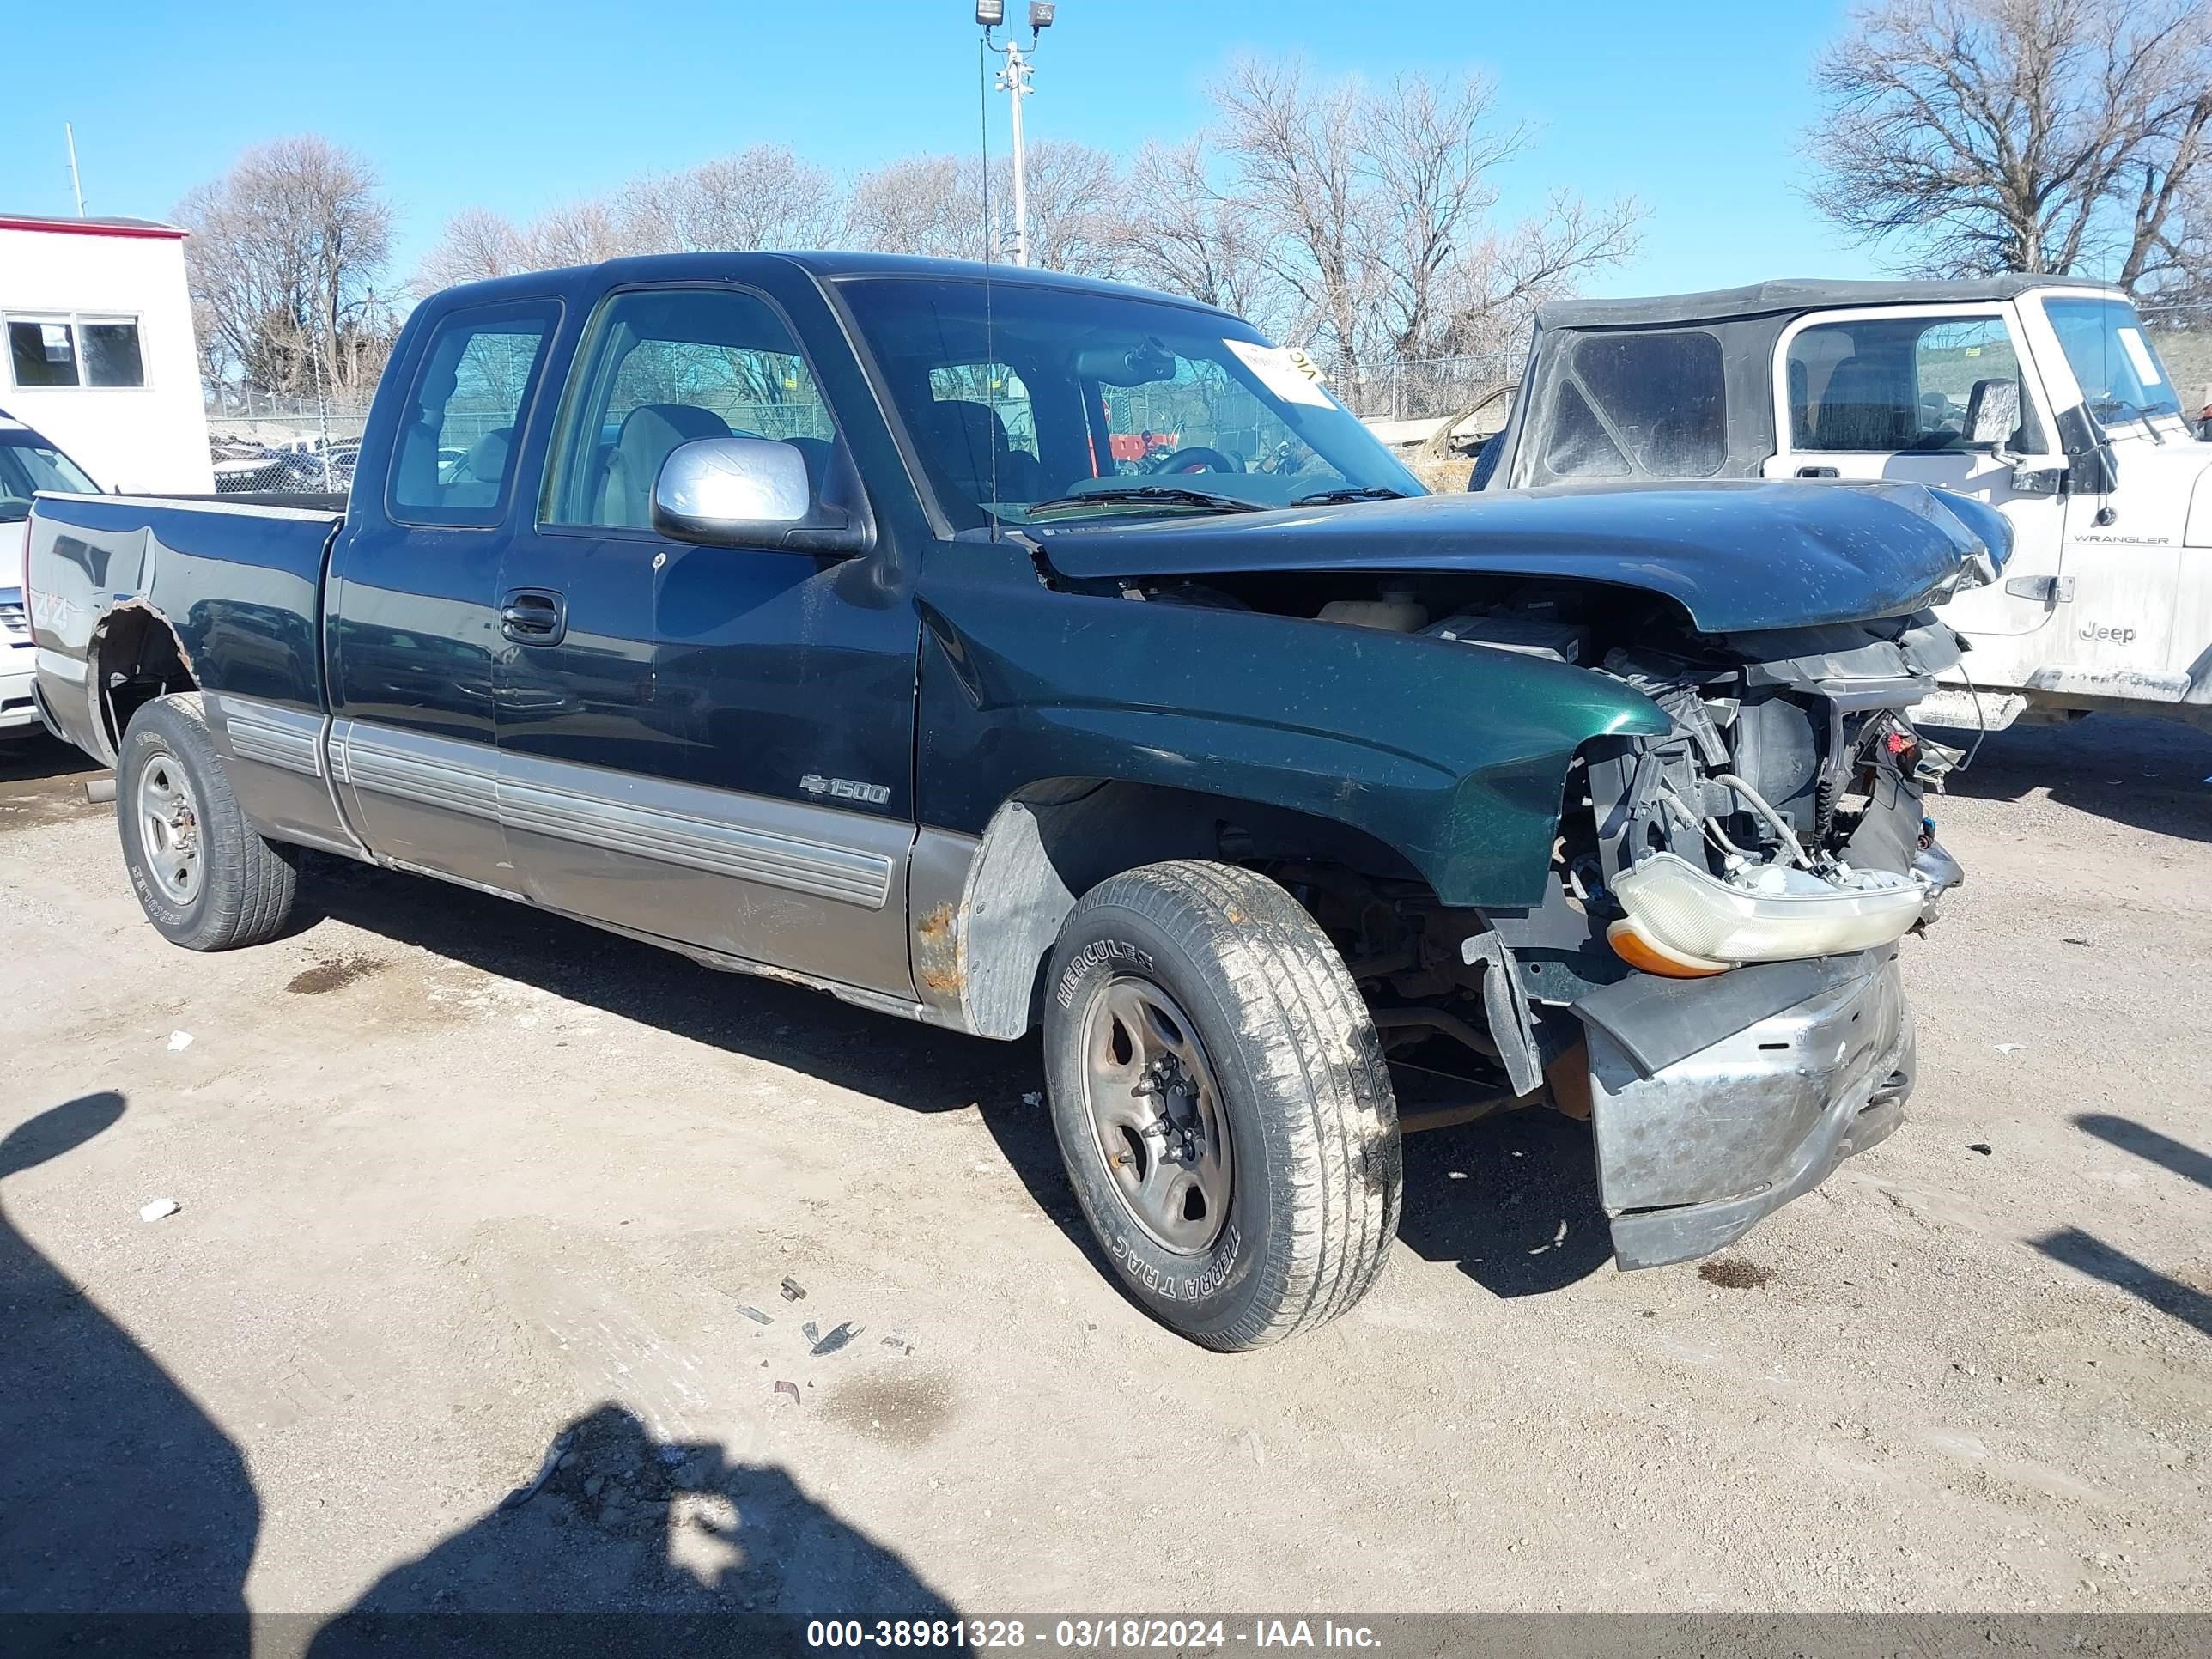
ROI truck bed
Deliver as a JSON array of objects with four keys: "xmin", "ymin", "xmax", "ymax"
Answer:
[{"xmin": 27, "ymin": 491, "xmax": 343, "ymax": 763}]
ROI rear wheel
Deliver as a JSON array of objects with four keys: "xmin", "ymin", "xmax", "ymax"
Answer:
[
  {"xmin": 117, "ymin": 693, "xmax": 297, "ymax": 951},
  {"xmin": 1042, "ymin": 860, "xmax": 1401, "ymax": 1351}
]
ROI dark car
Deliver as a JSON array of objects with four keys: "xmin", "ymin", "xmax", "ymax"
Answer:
[{"xmin": 24, "ymin": 253, "xmax": 1997, "ymax": 1351}]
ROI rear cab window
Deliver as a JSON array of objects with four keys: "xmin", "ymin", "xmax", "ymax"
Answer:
[{"xmin": 388, "ymin": 301, "xmax": 562, "ymax": 526}]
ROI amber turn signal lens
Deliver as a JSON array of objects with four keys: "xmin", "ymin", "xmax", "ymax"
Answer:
[{"xmin": 1605, "ymin": 918, "xmax": 1729, "ymax": 978}]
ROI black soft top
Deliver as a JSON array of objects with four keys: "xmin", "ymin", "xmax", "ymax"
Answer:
[{"xmin": 1537, "ymin": 274, "xmax": 2122, "ymax": 331}]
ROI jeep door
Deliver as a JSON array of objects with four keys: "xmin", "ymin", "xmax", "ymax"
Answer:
[
  {"xmin": 1763, "ymin": 305, "xmax": 2069, "ymax": 689},
  {"xmin": 2023, "ymin": 290, "xmax": 2196, "ymax": 705},
  {"xmin": 494, "ymin": 281, "xmax": 921, "ymax": 997}
]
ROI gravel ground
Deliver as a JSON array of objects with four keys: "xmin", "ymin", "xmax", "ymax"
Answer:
[{"xmin": 1, "ymin": 715, "xmax": 2207, "ymax": 1620}]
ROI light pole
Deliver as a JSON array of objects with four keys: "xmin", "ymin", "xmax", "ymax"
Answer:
[{"xmin": 978, "ymin": 3, "xmax": 1054, "ymax": 266}]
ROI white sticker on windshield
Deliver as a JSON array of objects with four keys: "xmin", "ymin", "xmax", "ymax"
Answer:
[
  {"xmin": 1225, "ymin": 339, "xmax": 1335, "ymax": 409},
  {"xmin": 2117, "ymin": 326, "xmax": 2163, "ymax": 386}
]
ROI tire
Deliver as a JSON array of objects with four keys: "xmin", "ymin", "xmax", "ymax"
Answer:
[
  {"xmin": 1042, "ymin": 860, "xmax": 1401, "ymax": 1351},
  {"xmin": 116, "ymin": 692, "xmax": 297, "ymax": 951}
]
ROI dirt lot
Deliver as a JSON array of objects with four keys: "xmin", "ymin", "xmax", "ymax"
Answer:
[{"xmin": 2, "ymin": 714, "xmax": 2208, "ymax": 1620}]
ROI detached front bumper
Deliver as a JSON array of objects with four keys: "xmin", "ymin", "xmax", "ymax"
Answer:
[{"xmin": 1575, "ymin": 947, "xmax": 1913, "ymax": 1269}]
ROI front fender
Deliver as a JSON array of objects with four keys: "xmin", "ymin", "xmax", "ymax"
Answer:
[{"xmin": 915, "ymin": 573, "xmax": 1667, "ymax": 909}]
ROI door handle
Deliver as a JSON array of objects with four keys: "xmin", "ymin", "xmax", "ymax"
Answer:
[
  {"xmin": 500, "ymin": 588, "xmax": 566, "ymax": 646},
  {"xmin": 2003, "ymin": 574, "xmax": 2075, "ymax": 605},
  {"xmin": 1795, "ymin": 465, "xmax": 1840, "ymax": 479}
]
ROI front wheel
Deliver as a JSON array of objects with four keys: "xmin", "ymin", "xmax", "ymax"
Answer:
[
  {"xmin": 117, "ymin": 693, "xmax": 298, "ymax": 951},
  {"xmin": 1042, "ymin": 860, "xmax": 1401, "ymax": 1351}
]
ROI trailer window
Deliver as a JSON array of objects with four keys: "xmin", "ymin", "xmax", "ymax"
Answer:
[{"xmin": 5, "ymin": 314, "xmax": 146, "ymax": 390}]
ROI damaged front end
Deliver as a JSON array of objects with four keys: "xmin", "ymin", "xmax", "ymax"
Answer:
[{"xmin": 1501, "ymin": 612, "xmax": 1966, "ymax": 1267}]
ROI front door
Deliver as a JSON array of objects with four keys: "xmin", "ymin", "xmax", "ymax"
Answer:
[
  {"xmin": 495, "ymin": 283, "xmax": 920, "ymax": 997},
  {"xmin": 2024, "ymin": 290, "xmax": 2198, "ymax": 703},
  {"xmin": 325, "ymin": 300, "xmax": 560, "ymax": 891},
  {"xmin": 1765, "ymin": 305, "xmax": 2069, "ymax": 681}
]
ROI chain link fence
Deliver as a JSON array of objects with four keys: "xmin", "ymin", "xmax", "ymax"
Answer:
[
  {"xmin": 1310, "ymin": 350, "xmax": 1527, "ymax": 427},
  {"xmin": 204, "ymin": 388, "xmax": 373, "ymax": 494}
]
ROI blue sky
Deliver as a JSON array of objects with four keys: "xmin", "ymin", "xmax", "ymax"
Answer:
[{"xmin": 2, "ymin": 0, "xmax": 1881, "ymax": 299}]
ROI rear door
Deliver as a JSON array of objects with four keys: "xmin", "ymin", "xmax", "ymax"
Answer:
[
  {"xmin": 325, "ymin": 299, "xmax": 560, "ymax": 890},
  {"xmin": 1765, "ymin": 305, "xmax": 2066, "ymax": 657},
  {"xmin": 494, "ymin": 282, "xmax": 920, "ymax": 996}
]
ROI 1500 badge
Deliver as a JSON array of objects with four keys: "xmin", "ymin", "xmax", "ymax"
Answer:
[{"xmin": 799, "ymin": 774, "xmax": 891, "ymax": 805}]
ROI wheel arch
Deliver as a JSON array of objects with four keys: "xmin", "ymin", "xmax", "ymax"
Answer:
[
  {"xmin": 915, "ymin": 775, "xmax": 1431, "ymax": 1040},
  {"xmin": 87, "ymin": 602, "xmax": 200, "ymax": 764}
]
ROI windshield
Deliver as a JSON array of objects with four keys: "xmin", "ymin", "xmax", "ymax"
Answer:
[
  {"xmin": 2041, "ymin": 295, "xmax": 2184, "ymax": 428},
  {"xmin": 836, "ymin": 276, "xmax": 1423, "ymax": 528},
  {"xmin": 0, "ymin": 431, "xmax": 100, "ymax": 522}
]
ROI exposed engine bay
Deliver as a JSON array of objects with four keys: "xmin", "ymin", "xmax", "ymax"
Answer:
[{"xmin": 1116, "ymin": 568, "xmax": 1966, "ymax": 1107}]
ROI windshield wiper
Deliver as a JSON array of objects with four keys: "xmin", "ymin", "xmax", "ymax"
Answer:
[
  {"xmin": 2089, "ymin": 396, "xmax": 2175, "ymax": 441},
  {"xmin": 1025, "ymin": 486, "xmax": 1263, "ymax": 519},
  {"xmin": 1291, "ymin": 485, "xmax": 1408, "ymax": 506}
]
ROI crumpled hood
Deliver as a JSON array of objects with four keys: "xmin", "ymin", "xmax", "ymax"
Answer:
[{"xmin": 1027, "ymin": 478, "xmax": 2009, "ymax": 635}]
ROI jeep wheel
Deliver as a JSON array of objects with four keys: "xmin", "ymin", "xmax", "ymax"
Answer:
[
  {"xmin": 1042, "ymin": 860, "xmax": 1401, "ymax": 1351},
  {"xmin": 117, "ymin": 693, "xmax": 298, "ymax": 951}
]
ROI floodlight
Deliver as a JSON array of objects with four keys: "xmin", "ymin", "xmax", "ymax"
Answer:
[
  {"xmin": 1030, "ymin": 3, "xmax": 1055, "ymax": 27},
  {"xmin": 976, "ymin": 2, "xmax": 1004, "ymax": 25}
]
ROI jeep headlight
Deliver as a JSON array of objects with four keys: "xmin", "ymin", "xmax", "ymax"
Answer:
[{"xmin": 1607, "ymin": 853, "xmax": 1928, "ymax": 977}]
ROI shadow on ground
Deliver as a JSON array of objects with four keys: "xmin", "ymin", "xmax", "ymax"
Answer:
[
  {"xmin": 0, "ymin": 1091, "xmax": 257, "ymax": 1639},
  {"xmin": 1, "ymin": 1094, "xmax": 954, "ymax": 1634},
  {"xmin": 296, "ymin": 854, "xmax": 1038, "ymax": 1119},
  {"xmin": 0, "ymin": 730, "xmax": 103, "ymax": 786},
  {"xmin": 2033, "ymin": 1112, "xmax": 2212, "ymax": 1340},
  {"xmin": 0, "ymin": 732, "xmax": 106, "ymax": 835},
  {"xmin": 1941, "ymin": 714, "xmax": 2212, "ymax": 842},
  {"xmin": 306, "ymin": 1402, "xmax": 956, "ymax": 1648},
  {"xmin": 300, "ymin": 858, "xmax": 1615, "ymax": 1306},
  {"xmin": 1393, "ymin": 1105, "xmax": 1613, "ymax": 1297}
]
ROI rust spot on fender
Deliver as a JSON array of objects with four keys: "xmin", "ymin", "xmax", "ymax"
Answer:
[{"xmin": 915, "ymin": 902, "xmax": 963, "ymax": 996}]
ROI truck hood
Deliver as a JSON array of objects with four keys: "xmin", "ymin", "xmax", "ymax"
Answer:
[{"xmin": 1027, "ymin": 479, "xmax": 2008, "ymax": 635}]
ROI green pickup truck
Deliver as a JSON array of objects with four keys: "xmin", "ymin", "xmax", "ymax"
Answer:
[{"xmin": 25, "ymin": 252, "xmax": 2002, "ymax": 1349}]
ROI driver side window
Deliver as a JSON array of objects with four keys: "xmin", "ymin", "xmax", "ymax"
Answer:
[
  {"xmin": 1789, "ymin": 316, "xmax": 2045, "ymax": 454},
  {"xmin": 542, "ymin": 286, "xmax": 836, "ymax": 531}
]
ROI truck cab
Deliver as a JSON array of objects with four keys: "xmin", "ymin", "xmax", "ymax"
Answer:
[{"xmin": 1476, "ymin": 276, "xmax": 2212, "ymax": 732}]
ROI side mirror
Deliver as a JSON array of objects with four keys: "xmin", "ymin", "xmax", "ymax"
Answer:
[
  {"xmin": 1966, "ymin": 380, "xmax": 2021, "ymax": 450},
  {"xmin": 650, "ymin": 436, "xmax": 872, "ymax": 556}
]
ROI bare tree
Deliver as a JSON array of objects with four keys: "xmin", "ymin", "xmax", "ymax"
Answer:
[
  {"xmin": 1012, "ymin": 141, "xmax": 1127, "ymax": 274},
  {"xmin": 1202, "ymin": 58, "xmax": 1641, "ymax": 370},
  {"xmin": 846, "ymin": 155, "xmax": 988, "ymax": 260},
  {"xmin": 618, "ymin": 146, "xmax": 845, "ymax": 252},
  {"xmin": 1116, "ymin": 138, "xmax": 1278, "ymax": 322},
  {"xmin": 1808, "ymin": 0, "xmax": 2212, "ymax": 289},
  {"xmin": 174, "ymin": 135, "xmax": 398, "ymax": 400},
  {"xmin": 410, "ymin": 206, "xmax": 531, "ymax": 290},
  {"xmin": 412, "ymin": 198, "xmax": 631, "ymax": 295}
]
